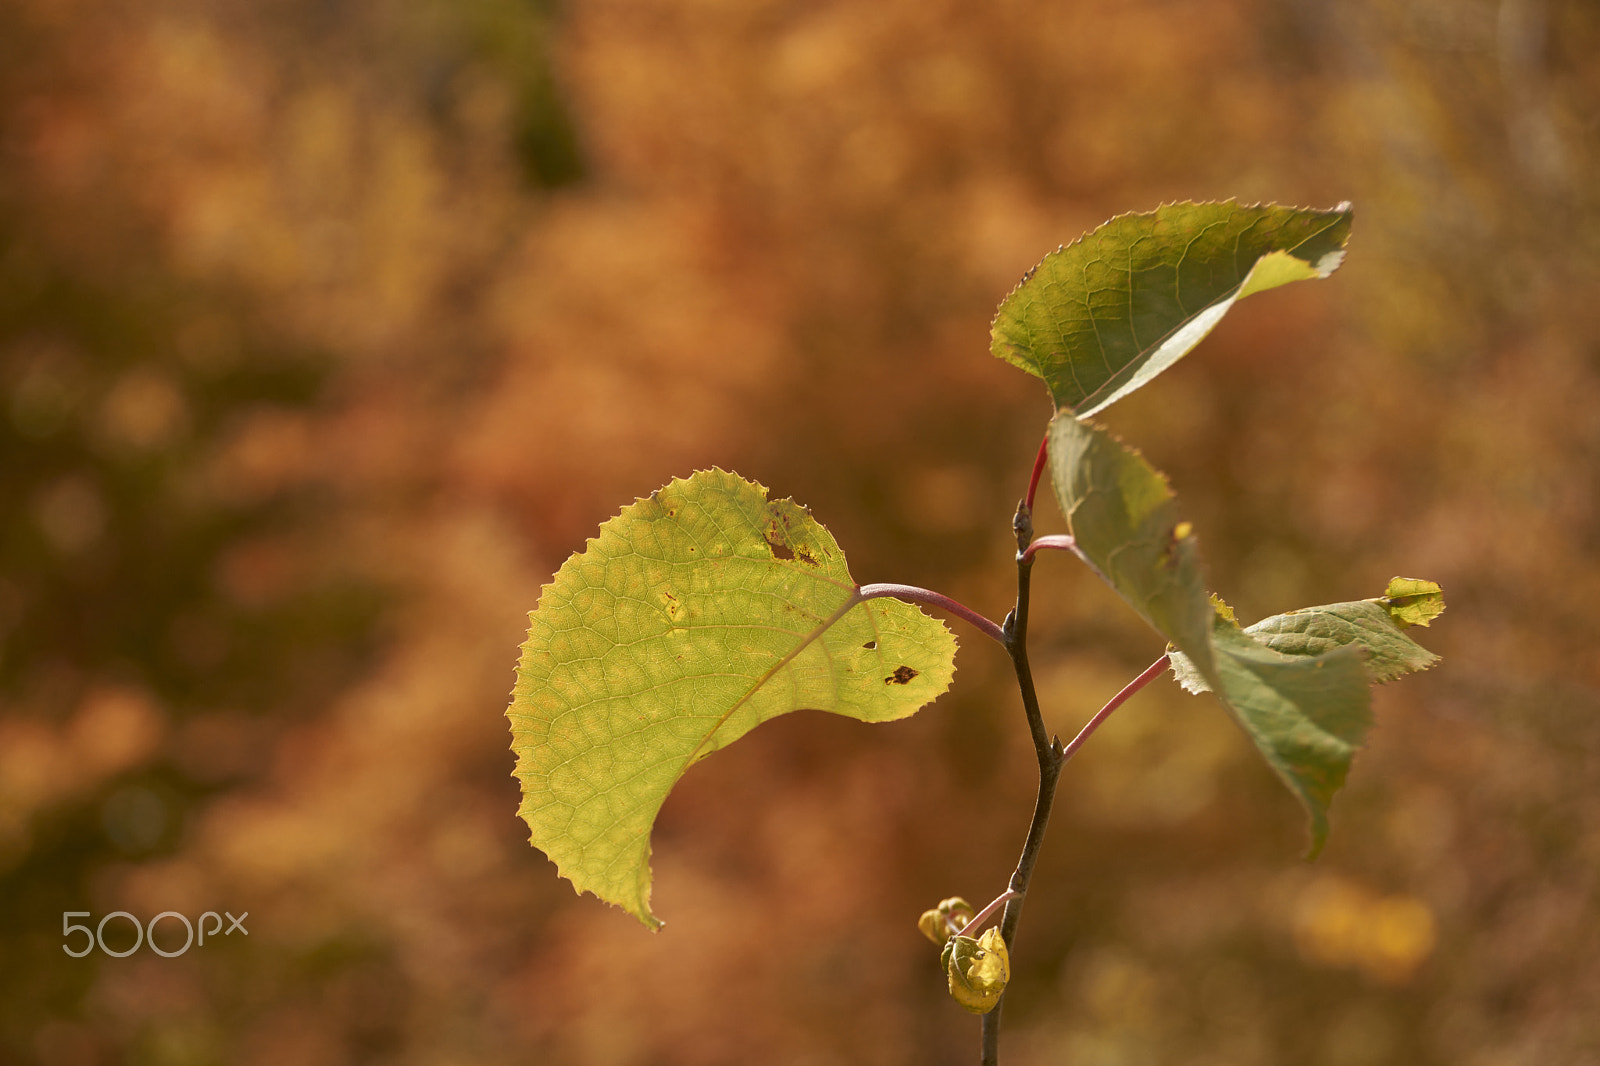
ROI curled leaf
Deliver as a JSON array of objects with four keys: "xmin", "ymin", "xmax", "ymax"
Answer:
[{"xmin": 940, "ymin": 928, "xmax": 1010, "ymax": 1014}]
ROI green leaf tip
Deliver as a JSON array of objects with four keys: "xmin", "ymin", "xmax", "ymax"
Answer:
[
  {"xmin": 1050, "ymin": 418, "xmax": 1442, "ymax": 859},
  {"xmin": 507, "ymin": 468, "xmax": 957, "ymax": 929},
  {"xmin": 1382, "ymin": 577, "xmax": 1446, "ymax": 627},
  {"xmin": 1208, "ymin": 594, "xmax": 1238, "ymax": 626},
  {"xmin": 992, "ymin": 200, "xmax": 1353, "ymax": 416}
]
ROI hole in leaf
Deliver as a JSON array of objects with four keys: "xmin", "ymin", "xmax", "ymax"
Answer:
[
  {"xmin": 862, "ymin": 641, "xmax": 877, "ymax": 650},
  {"xmin": 765, "ymin": 531, "xmax": 796, "ymax": 560},
  {"xmin": 886, "ymin": 665, "xmax": 918, "ymax": 685}
]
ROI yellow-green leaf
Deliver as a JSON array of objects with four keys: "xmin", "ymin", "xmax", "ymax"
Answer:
[
  {"xmin": 940, "ymin": 928, "xmax": 1010, "ymax": 1014},
  {"xmin": 1382, "ymin": 577, "xmax": 1446, "ymax": 628},
  {"xmin": 918, "ymin": 896, "xmax": 975, "ymax": 947},
  {"xmin": 507, "ymin": 469, "xmax": 956, "ymax": 929},
  {"xmin": 992, "ymin": 201, "xmax": 1352, "ymax": 416}
]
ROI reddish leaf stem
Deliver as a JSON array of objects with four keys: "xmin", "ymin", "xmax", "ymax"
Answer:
[
  {"xmin": 1059, "ymin": 655, "xmax": 1170, "ymax": 763},
  {"xmin": 949, "ymin": 889, "xmax": 1023, "ymax": 939},
  {"xmin": 1023, "ymin": 431, "xmax": 1049, "ymax": 512},
  {"xmin": 856, "ymin": 583, "xmax": 1007, "ymax": 647},
  {"xmin": 1019, "ymin": 533, "xmax": 1076, "ymax": 565},
  {"xmin": 1022, "ymin": 534, "xmax": 1119, "ymax": 591}
]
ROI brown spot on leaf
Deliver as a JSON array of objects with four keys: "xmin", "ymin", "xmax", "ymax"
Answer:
[
  {"xmin": 886, "ymin": 665, "xmax": 918, "ymax": 685},
  {"xmin": 660, "ymin": 591, "xmax": 683, "ymax": 622}
]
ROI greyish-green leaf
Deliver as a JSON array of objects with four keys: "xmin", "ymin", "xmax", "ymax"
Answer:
[
  {"xmin": 1194, "ymin": 620, "xmax": 1373, "ymax": 857},
  {"xmin": 993, "ymin": 201, "xmax": 1353, "ymax": 416},
  {"xmin": 1050, "ymin": 416, "xmax": 1443, "ymax": 857},
  {"xmin": 507, "ymin": 469, "xmax": 956, "ymax": 930}
]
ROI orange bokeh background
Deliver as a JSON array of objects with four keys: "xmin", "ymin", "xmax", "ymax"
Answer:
[{"xmin": 3, "ymin": 1, "xmax": 1599, "ymax": 1063}]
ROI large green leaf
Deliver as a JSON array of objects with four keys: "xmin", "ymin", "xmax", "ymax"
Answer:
[
  {"xmin": 508, "ymin": 469, "xmax": 956, "ymax": 929},
  {"xmin": 993, "ymin": 201, "xmax": 1353, "ymax": 416},
  {"xmin": 1049, "ymin": 417, "xmax": 1442, "ymax": 856}
]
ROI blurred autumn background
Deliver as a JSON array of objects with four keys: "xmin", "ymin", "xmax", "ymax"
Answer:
[{"xmin": 3, "ymin": 0, "xmax": 1599, "ymax": 1062}]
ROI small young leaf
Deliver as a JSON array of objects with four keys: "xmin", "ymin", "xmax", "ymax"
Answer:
[
  {"xmin": 508, "ymin": 469, "xmax": 956, "ymax": 929},
  {"xmin": 992, "ymin": 201, "xmax": 1353, "ymax": 416},
  {"xmin": 917, "ymin": 896, "xmax": 975, "ymax": 947},
  {"xmin": 940, "ymin": 928, "xmax": 1010, "ymax": 1014},
  {"xmin": 1050, "ymin": 417, "xmax": 1442, "ymax": 857},
  {"xmin": 1382, "ymin": 577, "xmax": 1446, "ymax": 628}
]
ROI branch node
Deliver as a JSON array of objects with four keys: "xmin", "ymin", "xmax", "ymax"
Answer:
[{"xmin": 1012, "ymin": 501, "xmax": 1033, "ymax": 553}]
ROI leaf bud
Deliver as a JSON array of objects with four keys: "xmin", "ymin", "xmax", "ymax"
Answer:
[
  {"xmin": 939, "ymin": 927, "xmax": 1010, "ymax": 1014},
  {"xmin": 917, "ymin": 896, "xmax": 975, "ymax": 946}
]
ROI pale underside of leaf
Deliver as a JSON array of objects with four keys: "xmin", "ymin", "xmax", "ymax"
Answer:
[
  {"xmin": 1049, "ymin": 417, "xmax": 1440, "ymax": 857},
  {"xmin": 992, "ymin": 201, "xmax": 1353, "ymax": 417},
  {"xmin": 507, "ymin": 468, "xmax": 956, "ymax": 929}
]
